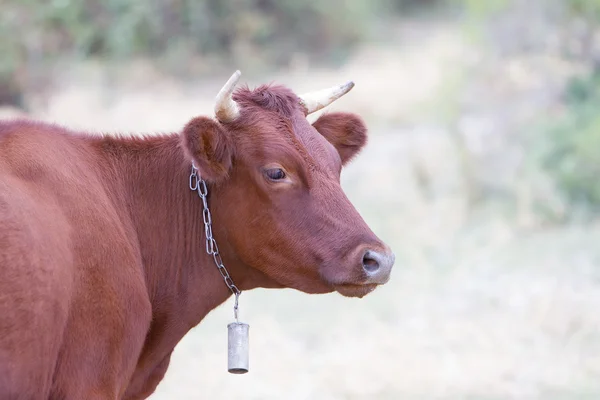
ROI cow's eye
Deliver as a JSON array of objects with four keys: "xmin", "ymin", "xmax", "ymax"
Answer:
[{"xmin": 265, "ymin": 168, "xmax": 286, "ymax": 181}]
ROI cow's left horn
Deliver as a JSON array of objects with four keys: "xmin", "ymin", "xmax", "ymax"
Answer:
[
  {"xmin": 215, "ymin": 70, "xmax": 242, "ymax": 122},
  {"xmin": 298, "ymin": 81, "xmax": 355, "ymax": 115}
]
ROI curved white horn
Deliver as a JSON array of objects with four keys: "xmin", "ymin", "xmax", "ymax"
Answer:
[
  {"xmin": 214, "ymin": 70, "xmax": 242, "ymax": 122},
  {"xmin": 298, "ymin": 81, "xmax": 355, "ymax": 115}
]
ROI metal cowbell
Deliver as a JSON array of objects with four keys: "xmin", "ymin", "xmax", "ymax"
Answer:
[{"xmin": 227, "ymin": 322, "xmax": 249, "ymax": 374}]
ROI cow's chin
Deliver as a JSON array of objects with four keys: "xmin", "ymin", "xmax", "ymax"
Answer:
[{"xmin": 333, "ymin": 283, "xmax": 379, "ymax": 298}]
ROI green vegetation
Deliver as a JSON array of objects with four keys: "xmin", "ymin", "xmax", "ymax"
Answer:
[
  {"xmin": 537, "ymin": 72, "xmax": 600, "ymax": 216},
  {"xmin": 532, "ymin": 1, "xmax": 600, "ymax": 217},
  {"xmin": 0, "ymin": 0, "xmax": 505, "ymax": 99},
  {"xmin": 0, "ymin": 0, "xmax": 388, "ymax": 86},
  {"xmin": 448, "ymin": 0, "xmax": 600, "ymax": 219}
]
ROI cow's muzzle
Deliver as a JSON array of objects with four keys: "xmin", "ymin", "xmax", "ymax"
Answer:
[
  {"xmin": 361, "ymin": 248, "xmax": 394, "ymax": 285},
  {"xmin": 331, "ymin": 246, "xmax": 395, "ymax": 298}
]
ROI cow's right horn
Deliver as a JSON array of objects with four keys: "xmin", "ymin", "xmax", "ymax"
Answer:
[
  {"xmin": 215, "ymin": 70, "xmax": 242, "ymax": 123},
  {"xmin": 298, "ymin": 81, "xmax": 355, "ymax": 115}
]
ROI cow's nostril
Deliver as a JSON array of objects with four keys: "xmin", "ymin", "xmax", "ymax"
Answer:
[{"xmin": 362, "ymin": 251, "xmax": 380, "ymax": 274}]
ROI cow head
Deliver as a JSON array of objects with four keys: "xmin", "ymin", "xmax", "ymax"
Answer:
[{"xmin": 182, "ymin": 71, "xmax": 394, "ymax": 298}]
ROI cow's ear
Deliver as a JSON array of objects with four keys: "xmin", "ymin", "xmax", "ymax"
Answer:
[
  {"xmin": 312, "ymin": 112, "xmax": 367, "ymax": 165},
  {"xmin": 182, "ymin": 117, "xmax": 233, "ymax": 182}
]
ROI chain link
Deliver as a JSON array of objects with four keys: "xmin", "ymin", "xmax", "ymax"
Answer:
[{"xmin": 190, "ymin": 163, "xmax": 241, "ymax": 306}]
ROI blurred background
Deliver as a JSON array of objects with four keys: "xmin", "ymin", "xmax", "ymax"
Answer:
[{"xmin": 2, "ymin": 0, "xmax": 600, "ymax": 398}]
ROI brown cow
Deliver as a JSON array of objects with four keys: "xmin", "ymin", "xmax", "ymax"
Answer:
[{"xmin": 0, "ymin": 71, "xmax": 394, "ymax": 399}]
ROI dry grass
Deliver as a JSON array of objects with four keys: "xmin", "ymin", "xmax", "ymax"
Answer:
[{"xmin": 3, "ymin": 19, "xmax": 600, "ymax": 400}]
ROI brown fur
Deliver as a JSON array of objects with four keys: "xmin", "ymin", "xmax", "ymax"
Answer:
[{"xmin": 0, "ymin": 83, "xmax": 392, "ymax": 399}]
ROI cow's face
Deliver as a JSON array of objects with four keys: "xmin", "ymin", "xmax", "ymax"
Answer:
[{"xmin": 183, "ymin": 72, "xmax": 394, "ymax": 298}]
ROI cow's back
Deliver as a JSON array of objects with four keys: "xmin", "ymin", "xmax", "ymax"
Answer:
[{"xmin": 0, "ymin": 120, "xmax": 152, "ymax": 399}]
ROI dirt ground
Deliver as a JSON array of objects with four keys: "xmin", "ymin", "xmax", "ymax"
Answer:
[{"xmin": 3, "ymin": 19, "xmax": 600, "ymax": 400}]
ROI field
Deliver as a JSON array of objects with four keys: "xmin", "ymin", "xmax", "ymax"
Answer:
[{"xmin": 3, "ymin": 12, "xmax": 600, "ymax": 400}]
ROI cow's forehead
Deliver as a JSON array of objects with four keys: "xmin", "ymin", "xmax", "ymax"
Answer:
[
  {"xmin": 289, "ymin": 112, "xmax": 340, "ymax": 173},
  {"xmin": 231, "ymin": 85, "xmax": 341, "ymax": 173}
]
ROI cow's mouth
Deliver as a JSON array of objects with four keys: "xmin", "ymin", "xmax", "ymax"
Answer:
[{"xmin": 333, "ymin": 283, "xmax": 379, "ymax": 298}]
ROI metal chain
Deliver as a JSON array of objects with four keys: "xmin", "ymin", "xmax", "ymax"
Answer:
[{"xmin": 189, "ymin": 162, "xmax": 241, "ymax": 321}]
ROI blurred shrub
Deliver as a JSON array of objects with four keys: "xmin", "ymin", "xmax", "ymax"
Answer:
[
  {"xmin": 1, "ymin": 0, "xmax": 513, "ymax": 106},
  {"xmin": 567, "ymin": 0, "xmax": 600, "ymax": 16},
  {"xmin": 0, "ymin": 0, "xmax": 390, "ymax": 105},
  {"xmin": 433, "ymin": 0, "xmax": 600, "ymax": 217},
  {"xmin": 536, "ymin": 72, "xmax": 600, "ymax": 214},
  {"xmin": 535, "ymin": 0, "xmax": 600, "ymax": 215}
]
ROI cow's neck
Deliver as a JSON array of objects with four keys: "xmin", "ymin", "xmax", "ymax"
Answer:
[
  {"xmin": 98, "ymin": 131, "xmax": 282, "ymax": 384},
  {"xmin": 102, "ymin": 133, "xmax": 238, "ymax": 349}
]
